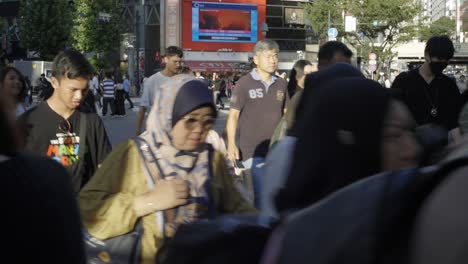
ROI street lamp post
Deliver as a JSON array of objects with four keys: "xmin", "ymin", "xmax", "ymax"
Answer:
[{"xmin": 135, "ymin": 10, "xmax": 140, "ymax": 95}]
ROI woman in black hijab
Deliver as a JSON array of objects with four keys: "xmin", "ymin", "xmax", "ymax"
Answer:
[{"xmin": 275, "ymin": 77, "xmax": 421, "ymax": 214}]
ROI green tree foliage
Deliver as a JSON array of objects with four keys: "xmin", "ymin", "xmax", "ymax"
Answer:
[
  {"xmin": 19, "ymin": 0, "xmax": 73, "ymax": 60},
  {"xmin": 420, "ymin": 16, "xmax": 456, "ymax": 41},
  {"xmin": 71, "ymin": 0, "xmax": 124, "ymax": 70},
  {"xmin": 302, "ymin": 0, "xmax": 345, "ymax": 41},
  {"xmin": 302, "ymin": 0, "xmax": 422, "ymax": 76}
]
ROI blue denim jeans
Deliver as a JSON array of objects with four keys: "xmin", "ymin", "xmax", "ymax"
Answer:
[{"xmin": 243, "ymin": 157, "xmax": 266, "ymax": 209}]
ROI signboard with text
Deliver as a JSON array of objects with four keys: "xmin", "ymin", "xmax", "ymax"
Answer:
[{"xmin": 166, "ymin": 0, "xmax": 180, "ymax": 47}]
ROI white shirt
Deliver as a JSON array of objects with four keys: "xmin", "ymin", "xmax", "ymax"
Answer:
[
  {"xmin": 90, "ymin": 76, "xmax": 99, "ymax": 94},
  {"xmin": 16, "ymin": 103, "xmax": 27, "ymax": 117},
  {"xmin": 140, "ymin": 72, "xmax": 172, "ymax": 108}
]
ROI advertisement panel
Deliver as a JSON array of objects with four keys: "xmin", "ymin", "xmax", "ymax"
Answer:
[
  {"xmin": 166, "ymin": 0, "xmax": 180, "ymax": 47},
  {"xmin": 182, "ymin": 0, "xmax": 266, "ymax": 52}
]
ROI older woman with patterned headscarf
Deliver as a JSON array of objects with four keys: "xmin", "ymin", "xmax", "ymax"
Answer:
[{"xmin": 79, "ymin": 74, "xmax": 256, "ymax": 264}]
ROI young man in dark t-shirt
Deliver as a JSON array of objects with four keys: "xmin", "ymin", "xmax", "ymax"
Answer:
[
  {"xmin": 19, "ymin": 50, "xmax": 112, "ymax": 192},
  {"xmin": 391, "ymin": 36, "xmax": 464, "ymax": 141},
  {"xmin": 226, "ymin": 39, "xmax": 288, "ymax": 208}
]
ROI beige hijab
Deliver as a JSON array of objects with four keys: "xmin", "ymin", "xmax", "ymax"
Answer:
[{"xmin": 138, "ymin": 74, "xmax": 213, "ymax": 237}]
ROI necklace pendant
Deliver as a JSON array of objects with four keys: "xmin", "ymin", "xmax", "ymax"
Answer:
[{"xmin": 431, "ymin": 107, "xmax": 438, "ymax": 117}]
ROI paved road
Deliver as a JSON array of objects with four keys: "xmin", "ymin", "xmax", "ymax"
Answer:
[{"xmin": 102, "ymin": 97, "xmax": 229, "ymax": 147}]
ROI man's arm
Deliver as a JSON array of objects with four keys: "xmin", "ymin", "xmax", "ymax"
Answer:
[
  {"xmin": 136, "ymin": 106, "xmax": 146, "ymax": 136},
  {"xmin": 226, "ymin": 109, "xmax": 240, "ymax": 162},
  {"xmin": 136, "ymin": 79, "xmax": 153, "ymax": 135}
]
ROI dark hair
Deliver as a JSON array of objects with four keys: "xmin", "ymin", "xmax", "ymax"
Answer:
[
  {"xmin": 165, "ymin": 46, "xmax": 184, "ymax": 58},
  {"xmin": 180, "ymin": 66, "xmax": 192, "ymax": 74},
  {"xmin": 318, "ymin": 41, "xmax": 353, "ymax": 66},
  {"xmin": 0, "ymin": 96, "xmax": 18, "ymax": 156},
  {"xmin": 52, "ymin": 50, "xmax": 94, "ymax": 81},
  {"xmin": 0, "ymin": 67, "xmax": 27, "ymax": 103},
  {"xmin": 287, "ymin": 60, "xmax": 312, "ymax": 98},
  {"xmin": 425, "ymin": 35, "xmax": 455, "ymax": 60}
]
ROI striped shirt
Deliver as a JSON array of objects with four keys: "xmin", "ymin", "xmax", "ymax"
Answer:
[{"xmin": 101, "ymin": 79, "xmax": 115, "ymax": 98}]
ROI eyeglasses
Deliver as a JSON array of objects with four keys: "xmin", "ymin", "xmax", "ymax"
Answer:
[
  {"xmin": 181, "ymin": 116, "xmax": 216, "ymax": 130},
  {"xmin": 59, "ymin": 119, "xmax": 72, "ymax": 133}
]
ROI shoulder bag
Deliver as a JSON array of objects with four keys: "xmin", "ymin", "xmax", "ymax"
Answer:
[{"xmin": 83, "ymin": 138, "xmax": 159, "ymax": 264}]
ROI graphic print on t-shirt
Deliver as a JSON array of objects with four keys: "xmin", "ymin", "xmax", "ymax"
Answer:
[{"xmin": 46, "ymin": 132, "xmax": 80, "ymax": 167}]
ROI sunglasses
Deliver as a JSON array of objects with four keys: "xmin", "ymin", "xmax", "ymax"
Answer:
[
  {"xmin": 59, "ymin": 119, "xmax": 72, "ymax": 133},
  {"xmin": 181, "ymin": 116, "xmax": 216, "ymax": 131}
]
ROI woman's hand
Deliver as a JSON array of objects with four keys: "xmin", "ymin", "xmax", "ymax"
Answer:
[{"xmin": 133, "ymin": 178, "xmax": 189, "ymax": 216}]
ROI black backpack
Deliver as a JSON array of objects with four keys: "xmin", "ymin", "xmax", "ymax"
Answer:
[
  {"xmin": 155, "ymin": 214, "xmax": 273, "ymax": 264},
  {"xmin": 277, "ymin": 157, "xmax": 468, "ymax": 264}
]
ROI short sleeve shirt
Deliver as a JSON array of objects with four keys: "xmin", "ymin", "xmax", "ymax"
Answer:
[
  {"xmin": 391, "ymin": 68, "xmax": 465, "ymax": 130},
  {"xmin": 19, "ymin": 102, "xmax": 112, "ymax": 192},
  {"xmin": 231, "ymin": 70, "xmax": 289, "ymax": 160},
  {"xmin": 140, "ymin": 72, "xmax": 172, "ymax": 108}
]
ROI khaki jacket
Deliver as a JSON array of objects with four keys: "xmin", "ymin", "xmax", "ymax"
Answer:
[{"xmin": 80, "ymin": 140, "xmax": 256, "ymax": 264}]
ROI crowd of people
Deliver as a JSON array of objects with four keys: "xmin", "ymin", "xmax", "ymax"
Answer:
[{"xmin": 3, "ymin": 35, "xmax": 468, "ymax": 264}]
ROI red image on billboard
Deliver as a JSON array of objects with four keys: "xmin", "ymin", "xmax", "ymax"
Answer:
[
  {"xmin": 199, "ymin": 9, "xmax": 251, "ymax": 32},
  {"xmin": 182, "ymin": 0, "xmax": 266, "ymax": 52}
]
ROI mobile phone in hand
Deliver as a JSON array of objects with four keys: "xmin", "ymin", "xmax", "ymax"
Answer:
[{"xmin": 234, "ymin": 160, "xmax": 244, "ymax": 169}]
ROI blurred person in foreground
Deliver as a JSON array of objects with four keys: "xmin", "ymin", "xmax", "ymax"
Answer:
[
  {"xmin": 275, "ymin": 77, "xmax": 421, "ymax": 214},
  {"xmin": 262, "ymin": 41, "xmax": 355, "ymax": 218},
  {"xmin": 0, "ymin": 95, "xmax": 85, "ymax": 264}
]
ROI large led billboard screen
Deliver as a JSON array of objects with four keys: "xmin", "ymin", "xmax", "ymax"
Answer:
[
  {"xmin": 182, "ymin": 0, "xmax": 266, "ymax": 52},
  {"xmin": 192, "ymin": 2, "xmax": 258, "ymax": 43}
]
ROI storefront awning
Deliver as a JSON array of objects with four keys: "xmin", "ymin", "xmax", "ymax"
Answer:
[{"xmin": 184, "ymin": 61, "xmax": 251, "ymax": 72}]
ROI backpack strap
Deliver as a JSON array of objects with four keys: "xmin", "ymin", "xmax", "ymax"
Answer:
[
  {"xmin": 77, "ymin": 112, "xmax": 88, "ymax": 188},
  {"xmin": 78, "ymin": 112, "xmax": 87, "ymax": 162}
]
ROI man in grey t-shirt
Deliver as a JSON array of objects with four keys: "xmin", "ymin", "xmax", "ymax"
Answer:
[{"xmin": 136, "ymin": 46, "xmax": 183, "ymax": 135}]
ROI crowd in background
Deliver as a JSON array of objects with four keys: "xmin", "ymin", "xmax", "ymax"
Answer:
[{"xmin": 3, "ymin": 36, "xmax": 468, "ymax": 264}]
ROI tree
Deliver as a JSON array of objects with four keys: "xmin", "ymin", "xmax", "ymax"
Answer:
[
  {"xmin": 19, "ymin": 0, "xmax": 73, "ymax": 60},
  {"xmin": 71, "ymin": 0, "xmax": 125, "ymax": 71},
  {"xmin": 302, "ymin": 0, "xmax": 346, "ymax": 42},
  {"xmin": 302, "ymin": 0, "xmax": 422, "ymax": 78},
  {"xmin": 420, "ymin": 16, "xmax": 456, "ymax": 41}
]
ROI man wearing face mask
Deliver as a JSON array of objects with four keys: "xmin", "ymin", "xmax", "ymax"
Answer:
[{"xmin": 391, "ymin": 35, "xmax": 464, "ymax": 141}]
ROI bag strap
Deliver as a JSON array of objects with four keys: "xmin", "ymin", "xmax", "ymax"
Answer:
[
  {"xmin": 78, "ymin": 112, "xmax": 87, "ymax": 160},
  {"xmin": 133, "ymin": 138, "xmax": 166, "ymax": 239}
]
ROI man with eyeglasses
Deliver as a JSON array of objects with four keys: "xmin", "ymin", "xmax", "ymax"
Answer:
[
  {"xmin": 19, "ymin": 50, "xmax": 112, "ymax": 193},
  {"xmin": 135, "ymin": 46, "xmax": 183, "ymax": 135}
]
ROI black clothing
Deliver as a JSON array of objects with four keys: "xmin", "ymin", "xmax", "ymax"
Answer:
[
  {"xmin": 391, "ymin": 68, "xmax": 464, "ymax": 130},
  {"xmin": 1, "ymin": 154, "xmax": 86, "ymax": 264},
  {"xmin": 124, "ymin": 91, "xmax": 134, "ymax": 108},
  {"xmin": 38, "ymin": 78, "xmax": 54, "ymax": 100},
  {"xmin": 79, "ymin": 91, "xmax": 97, "ymax": 113},
  {"xmin": 276, "ymin": 77, "xmax": 391, "ymax": 213},
  {"xmin": 19, "ymin": 102, "xmax": 112, "ymax": 191},
  {"xmin": 114, "ymin": 89, "xmax": 126, "ymax": 115},
  {"xmin": 289, "ymin": 63, "xmax": 365, "ymax": 137},
  {"xmin": 102, "ymin": 97, "xmax": 115, "ymax": 116}
]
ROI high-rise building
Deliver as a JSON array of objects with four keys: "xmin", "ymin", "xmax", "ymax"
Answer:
[{"xmin": 432, "ymin": 0, "xmax": 447, "ymax": 21}]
